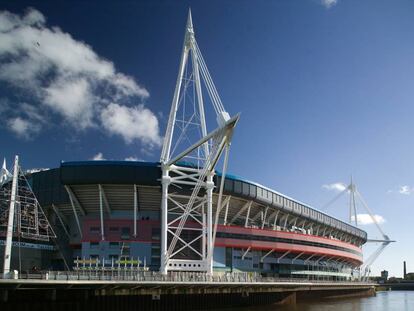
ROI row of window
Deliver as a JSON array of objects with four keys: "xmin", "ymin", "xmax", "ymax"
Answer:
[{"xmin": 218, "ymin": 177, "xmax": 367, "ymax": 240}]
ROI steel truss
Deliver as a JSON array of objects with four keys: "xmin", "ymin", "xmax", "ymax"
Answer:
[
  {"xmin": 322, "ymin": 178, "xmax": 395, "ymax": 280},
  {"xmin": 1, "ymin": 156, "xmax": 56, "ymax": 275},
  {"xmin": 160, "ymin": 10, "xmax": 238, "ymax": 274}
]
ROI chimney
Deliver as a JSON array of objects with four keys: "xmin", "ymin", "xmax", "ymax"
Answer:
[{"xmin": 404, "ymin": 261, "xmax": 407, "ymax": 279}]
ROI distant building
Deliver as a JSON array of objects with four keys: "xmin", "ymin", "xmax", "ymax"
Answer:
[
  {"xmin": 405, "ymin": 273, "xmax": 414, "ymax": 281},
  {"xmin": 381, "ymin": 270, "xmax": 388, "ymax": 281},
  {"xmin": 404, "ymin": 261, "xmax": 407, "ymax": 279}
]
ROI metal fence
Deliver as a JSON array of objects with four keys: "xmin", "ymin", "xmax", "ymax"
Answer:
[{"xmin": 6, "ymin": 270, "xmax": 373, "ymax": 285}]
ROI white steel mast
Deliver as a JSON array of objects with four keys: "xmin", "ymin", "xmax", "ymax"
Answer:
[
  {"xmin": 160, "ymin": 10, "xmax": 238, "ymax": 275},
  {"xmin": 2, "ymin": 155, "xmax": 19, "ymax": 276},
  {"xmin": 0, "ymin": 158, "xmax": 11, "ymax": 186},
  {"xmin": 322, "ymin": 177, "xmax": 395, "ymax": 280}
]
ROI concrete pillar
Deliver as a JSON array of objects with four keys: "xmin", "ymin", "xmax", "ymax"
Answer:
[
  {"xmin": 206, "ymin": 174, "xmax": 214, "ymax": 275},
  {"xmin": 160, "ymin": 166, "xmax": 171, "ymax": 274}
]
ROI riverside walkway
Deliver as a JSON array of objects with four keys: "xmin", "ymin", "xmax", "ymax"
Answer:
[
  {"xmin": 0, "ymin": 270, "xmax": 374, "ymax": 292},
  {"xmin": 0, "ymin": 271, "xmax": 376, "ymax": 310}
]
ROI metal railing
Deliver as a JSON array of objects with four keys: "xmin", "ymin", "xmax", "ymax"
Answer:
[{"xmin": 3, "ymin": 270, "xmax": 374, "ymax": 285}]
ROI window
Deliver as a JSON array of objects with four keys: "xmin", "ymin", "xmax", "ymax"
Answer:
[
  {"xmin": 250, "ymin": 185, "xmax": 256, "ymax": 198},
  {"xmin": 151, "ymin": 244, "xmax": 161, "ymax": 266},
  {"xmin": 152, "ymin": 228, "xmax": 160, "ymax": 241},
  {"xmin": 242, "ymin": 182, "xmax": 250, "ymax": 196},
  {"xmin": 120, "ymin": 242, "xmax": 130, "ymax": 255},
  {"xmin": 90, "ymin": 227, "xmax": 100, "ymax": 234},
  {"xmin": 109, "ymin": 227, "xmax": 119, "ymax": 232},
  {"xmin": 109, "ymin": 242, "xmax": 119, "ymax": 248},
  {"xmin": 151, "ymin": 245, "xmax": 160, "ymax": 256},
  {"xmin": 121, "ymin": 227, "xmax": 130, "ymax": 240},
  {"xmin": 225, "ymin": 247, "xmax": 232, "ymax": 267},
  {"xmin": 90, "ymin": 242, "xmax": 99, "ymax": 248},
  {"xmin": 122, "ymin": 248, "xmax": 130, "ymax": 255},
  {"xmin": 234, "ymin": 181, "xmax": 242, "ymax": 193},
  {"xmin": 224, "ymin": 179, "xmax": 233, "ymax": 192},
  {"xmin": 108, "ymin": 255, "xmax": 118, "ymax": 261}
]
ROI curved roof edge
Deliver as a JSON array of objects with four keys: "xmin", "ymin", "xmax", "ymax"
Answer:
[
  {"xmin": 61, "ymin": 160, "xmax": 159, "ymax": 167},
  {"xmin": 55, "ymin": 160, "xmax": 366, "ymax": 239},
  {"xmin": 216, "ymin": 170, "xmax": 355, "ymax": 232}
]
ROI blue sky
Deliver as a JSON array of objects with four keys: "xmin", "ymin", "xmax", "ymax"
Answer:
[{"xmin": 1, "ymin": 0, "xmax": 413, "ymax": 277}]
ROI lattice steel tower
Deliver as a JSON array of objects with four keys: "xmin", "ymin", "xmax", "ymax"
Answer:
[
  {"xmin": 159, "ymin": 10, "xmax": 238, "ymax": 274},
  {"xmin": 1, "ymin": 156, "xmax": 56, "ymax": 275}
]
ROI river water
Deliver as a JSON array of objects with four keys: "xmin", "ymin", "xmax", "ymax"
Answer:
[{"xmin": 221, "ymin": 291, "xmax": 414, "ymax": 311}]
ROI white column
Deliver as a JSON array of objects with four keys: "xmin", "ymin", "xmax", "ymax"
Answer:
[
  {"xmin": 202, "ymin": 208, "xmax": 206, "ymax": 260},
  {"xmin": 223, "ymin": 197, "xmax": 230, "ymax": 226},
  {"xmin": 206, "ymin": 174, "xmax": 214, "ymax": 275},
  {"xmin": 67, "ymin": 188, "xmax": 83, "ymax": 239},
  {"xmin": 273, "ymin": 211, "xmax": 280, "ymax": 230},
  {"xmin": 3, "ymin": 155, "xmax": 19, "ymax": 275},
  {"xmin": 99, "ymin": 185, "xmax": 105, "ymax": 241},
  {"xmin": 160, "ymin": 166, "xmax": 171, "ymax": 274},
  {"xmin": 244, "ymin": 202, "xmax": 251, "ymax": 228},
  {"xmin": 261, "ymin": 206, "xmax": 269, "ymax": 229},
  {"xmin": 134, "ymin": 184, "xmax": 137, "ymax": 237}
]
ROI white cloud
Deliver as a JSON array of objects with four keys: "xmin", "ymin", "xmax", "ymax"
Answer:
[
  {"xmin": 20, "ymin": 102, "xmax": 46, "ymax": 123},
  {"xmin": 398, "ymin": 185, "xmax": 413, "ymax": 195},
  {"xmin": 322, "ymin": 182, "xmax": 347, "ymax": 192},
  {"xmin": 7, "ymin": 117, "xmax": 40, "ymax": 139},
  {"xmin": 351, "ymin": 213, "xmax": 385, "ymax": 225},
  {"xmin": 0, "ymin": 8, "xmax": 160, "ymax": 148},
  {"xmin": 387, "ymin": 185, "xmax": 414, "ymax": 195},
  {"xmin": 125, "ymin": 156, "xmax": 140, "ymax": 161},
  {"xmin": 320, "ymin": 0, "xmax": 338, "ymax": 8},
  {"xmin": 91, "ymin": 152, "xmax": 105, "ymax": 161},
  {"xmin": 44, "ymin": 77, "xmax": 95, "ymax": 128},
  {"xmin": 101, "ymin": 103, "xmax": 162, "ymax": 146},
  {"xmin": 22, "ymin": 7, "xmax": 45, "ymax": 26}
]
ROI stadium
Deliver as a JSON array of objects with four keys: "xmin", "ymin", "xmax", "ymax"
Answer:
[
  {"xmin": 0, "ymin": 12, "xmax": 369, "ymax": 281},
  {"xmin": 0, "ymin": 159, "xmax": 367, "ymax": 280}
]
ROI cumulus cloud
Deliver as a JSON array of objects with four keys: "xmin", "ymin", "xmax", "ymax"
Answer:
[
  {"xmin": 7, "ymin": 116, "xmax": 42, "ymax": 139},
  {"xmin": 91, "ymin": 152, "xmax": 105, "ymax": 161},
  {"xmin": 43, "ymin": 77, "xmax": 95, "ymax": 128},
  {"xmin": 101, "ymin": 103, "xmax": 161, "ymax": 146},
  {"xmin": 351, "ymin": 213, "xmax": 385, "ymax": 225},
  {"xmin": 320, "ymin": 0, "xmax": 338, "ymax": 8},
  {"xmin": 0, "ymin": 8, "xmax": 161, "ymax": 147},
  {"xmin": 322, "ymin": 182, "xmax": 347, "ymax": 192},
  {"xmin": 0, "ymin": 100, "xmax": 45, "ymax": 139}
]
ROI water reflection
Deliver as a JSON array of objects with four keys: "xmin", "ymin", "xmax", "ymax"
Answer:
[{"xmin": 217, "ymin": 291, "xmax": 414, "ymax": 311}]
